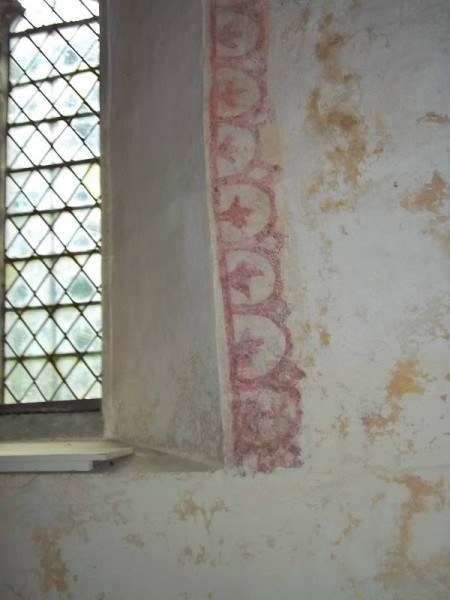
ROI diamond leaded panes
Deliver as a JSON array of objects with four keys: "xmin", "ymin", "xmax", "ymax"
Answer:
[{"xmin": 3, "ymin": 0, "xmax": 101, "ymax": 404}]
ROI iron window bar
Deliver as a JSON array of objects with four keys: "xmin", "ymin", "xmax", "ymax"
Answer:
[
  {"xmin": 8, "ymin": 111, "xmax": 99, "ymax": 128},
  {"xmin": 7, "ymin": 157, "xmax": 98, "ymax": 175},
  {"xmin": 10, "ymin": 17, "xmax": 99, "ymax": 38},
  {"xmin": 10, "ymin": 67, "xmax": 99, "ymax": 90}
]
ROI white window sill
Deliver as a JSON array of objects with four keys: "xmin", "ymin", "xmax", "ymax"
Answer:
[{"xmin": 0, "ymin": 440, "xmax": 133, "ymax": 472}]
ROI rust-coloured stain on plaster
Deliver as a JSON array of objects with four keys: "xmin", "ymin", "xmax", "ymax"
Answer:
[
  {"xmin": 315, "ymin": 27, "xmax": 355, "ymax": 86},
  {"xmin": 318, "ymin": 325, "xmax": 331, "ymax": 347},
  {"xmin": 318, "ymin": 12, "xmax": 333, "ymax": 32},
  {"xmin": 319, "ymin": 198, "xmax": 354, "ymax": 214},
  {"xmin": 208, "ymin": 0, "xmax": 304, "ymax": 471},
  {"xmin": 332, "ymin": 414, "xmax": 349, "ymax": 438},
  {"xmin": 386, "ymin": 359, "xmax": 426, "ymax": 400},
  {"xmin": 380, "ymin": 474, "xmax": 448, "ymax": 584},
  {"xmin": 173, "ymin": 491, "xmax": 205, "ymax": 521},
  {"xmin": 304, "ymin": 12, "xmax": 381, "ymax": 204},
  {"xmin": 333, "ymin": 512, "xmax": 361, "ymax": 546},
  {"xmin": 299, "ymin": 6, "xmax": 310, "ymax": 33},
  {"xmin": 122, "ymin": 532, "xmax": 145, "ymax": 549},
  {"xmin": 283, "ymin": 5, "xmax": 310, "ymax": 45},
  {"xmin": 401, "ymin": 171, "xmax": 450, "ymax": 259},
  {"xmin": 431, "ymin": 227, "xmax": 450, "ymax": 258},
  {"xmin": 173, "ymin": 492, "xmax": 230, "ymax": 534},
  {"xmin": 178, "ymin": 545, "xmax": 208, "ymax": 566},
  {"xmin": 315, "ymin": 12, "xmax": 357, "ymax": 85},
  {"xmin": 362, "ymin": 359, "xmax": 427, "ymax": 438},
  {"xmin": 371, "ymin": 492, "xmax": 386, "ymax": 506},
  {"xmin": 417, "ymin": 111, "xmax": 450, "ymax": 125},
  {"xmin": 401, "ymin": 171, "xmax": 450, "ymax": 215},
  {"xmin": 307, "ymin": 86, "xmax": 367, "ymax": 189},
  {"xmin": 32, "ymin": 527, "xmax": 69, "ymax": 596}
]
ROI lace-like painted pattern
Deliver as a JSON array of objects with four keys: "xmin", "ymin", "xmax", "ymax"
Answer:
[{"xmin": 208, "ymin": 0, "xmax": 304, "ymax": 471}]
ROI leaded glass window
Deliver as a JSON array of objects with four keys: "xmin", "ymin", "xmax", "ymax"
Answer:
[{"xmin": 2, "ymin": 0, "xmax": 101, "ymax": 405}]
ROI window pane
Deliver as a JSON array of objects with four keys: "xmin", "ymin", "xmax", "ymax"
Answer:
[
  {"xmin": 8, "ymin": 72, "xmax": 99, "ymax": 124},
  {"xmin": 14, "ymin": 1, "xmax": 99, "ymax": 33},
  {"xmin": 10, "ymin": 24, "xmax": 99, "ymax": 86},
  {"xmin": 3, "ymin": 0, "xmax": 101, "ymax": 404}
]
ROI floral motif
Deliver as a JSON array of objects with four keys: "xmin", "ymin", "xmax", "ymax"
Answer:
[{"xmin": 209, "ymin": 0, "xmax": 304, "ymax": 471}]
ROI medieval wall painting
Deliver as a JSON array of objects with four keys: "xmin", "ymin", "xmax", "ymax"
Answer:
[{"xmin": 208, "ymin": 0, "xmax": 304, "ymax": 471}]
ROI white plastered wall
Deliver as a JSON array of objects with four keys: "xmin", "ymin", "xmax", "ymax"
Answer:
[{"xmin": 0, "ymin": 1, "xmax": 449, "ymax": 599}]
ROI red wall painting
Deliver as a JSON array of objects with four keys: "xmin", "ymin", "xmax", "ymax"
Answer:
[{"xmin": 208, "ymin": 0, "xmax": 305, "ymax": 471}]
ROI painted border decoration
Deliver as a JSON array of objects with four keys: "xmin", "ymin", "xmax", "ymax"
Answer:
[{"xmin": 209, "ymin": 0, "xmax": 305, "ymax": 471}]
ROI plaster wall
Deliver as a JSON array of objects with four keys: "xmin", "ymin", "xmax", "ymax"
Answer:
[{"xmin": 0, "ymin": 0, "xmax": 449, "ymax": 599}]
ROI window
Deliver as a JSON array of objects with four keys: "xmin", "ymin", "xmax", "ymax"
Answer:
[{"xmin": 1, "ymin": 0, "xmax": 101, "ymax": 411}]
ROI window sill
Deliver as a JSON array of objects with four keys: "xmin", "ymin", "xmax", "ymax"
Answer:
[
  {"xmin": 0, "ymin": 409, "xmax": 103, "ymax": 441},
  {"xmin": 0, "ymin": 399, "xmax": 101, "ymax": 415},
  {"xmin": 0, "ymin": 439, "xmax": 133, "ymax": 472}
]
